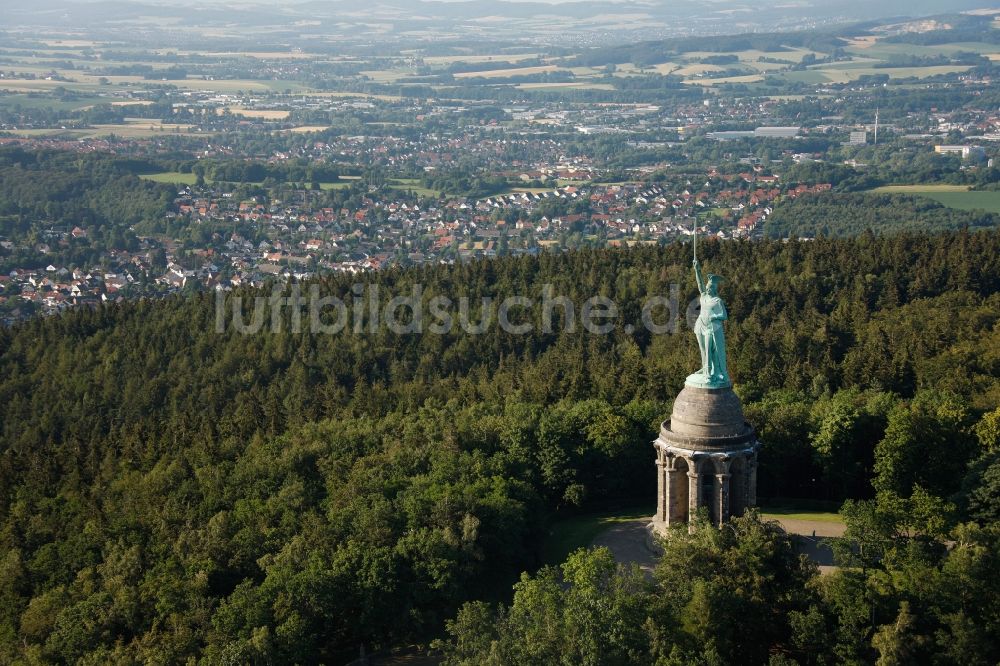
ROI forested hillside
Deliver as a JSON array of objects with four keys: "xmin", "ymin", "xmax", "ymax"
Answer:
[
  {"xmin": 0, "ymin": 149, "xmax": 176, "ymax": 270},
  {"xmin": 1, "ymin": 233, "xmax": 999, "ymax": 662}
]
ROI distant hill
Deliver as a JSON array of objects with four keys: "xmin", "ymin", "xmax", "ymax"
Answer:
[{"xmin": 3, "ymin": 0, "xmax": 994, "ymax": 43}]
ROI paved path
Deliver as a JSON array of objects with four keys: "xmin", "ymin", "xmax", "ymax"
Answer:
[{"xmin": 591, "ymin": 516, "xmax": 845, "ymax": 575}]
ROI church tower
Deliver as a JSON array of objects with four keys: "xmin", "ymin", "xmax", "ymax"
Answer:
[{"xmin": 650, "ymin": 235, "xmax": 759, "ymax": 533}]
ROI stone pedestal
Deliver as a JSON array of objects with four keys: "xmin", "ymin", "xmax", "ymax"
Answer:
[{"xmin": 650, "ymin": 384, "xmax": 759, "ymax": 534}]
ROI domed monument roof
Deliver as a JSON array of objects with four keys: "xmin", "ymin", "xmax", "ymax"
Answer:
[{"xmin": 658, "ymin": 384, "xmax": 756, "ymax": 451}]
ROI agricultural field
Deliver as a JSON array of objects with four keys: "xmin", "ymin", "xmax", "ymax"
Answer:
[
  {"xmin": 871, "ymin": 186, "xmax": 1000, "ymax": 214},
  {"xmin": 141, "ymin": 171, "xmax": 200, "ymax": 185},
  {"xmin": 422, "ymin": 53, "xmax": 539, "ymax": 65},
  {"xmin": 453, "ymin": 65, "xmax": 560, "ymax": 79},
  {"xmin": 285, "ymin": 125, "xmax": 333, "ymax": 133},
  {"xmin": 387, "ymin": 178, "xmax": 441, "ymax": 197},
  {"xmin": 224, "ymin": 108, "xmax": 291, "ymax": 120},
  {"xmin": 6, "ymin": 119, "xmax": 202, "ymax": 139},
  {"xmin": 516, "ymin": 82, "xmax": 615, "ymax": 90},
  {"xmin": 873, "ymin": 185, "xmax": 972, "ymax": 192},
  {"xmin": 0, "ymin": 93, "xmax": 111, "ymax": 112}
]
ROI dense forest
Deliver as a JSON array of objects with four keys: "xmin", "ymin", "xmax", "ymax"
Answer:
[{"xmin": 0, "ymin": 233, "xmax": 999, "ymax": 662}]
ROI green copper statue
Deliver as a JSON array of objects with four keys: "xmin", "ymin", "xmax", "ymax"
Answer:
[{"xmin": 685, "ymin": 224, "xmax": 731, "ymax": 389}]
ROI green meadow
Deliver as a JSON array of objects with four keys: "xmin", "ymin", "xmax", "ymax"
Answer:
[{"xmin": 872, "ymin": 186, "xmax": 1000, "ymax": 214}]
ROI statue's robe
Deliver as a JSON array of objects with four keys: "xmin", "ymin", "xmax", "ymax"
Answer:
[{"xmin": 695, "ymin": 293, "xmax": 728, "ymax": 382}]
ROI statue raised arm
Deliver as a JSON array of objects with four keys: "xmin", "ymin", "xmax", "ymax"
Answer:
[{"xmin": 693, "ymin": 256, "xmax": 705, "ymax": 295}]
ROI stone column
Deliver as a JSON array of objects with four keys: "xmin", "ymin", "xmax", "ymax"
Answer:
[
  {"xmin": 715, "ymin": 473, "xmax": 730, "ymax": 526},
  {"xmin": 748, "ymin": 454, "xmax": 758, "ymax": 508},
  {"xmin": 687, "ymin": 470, "xmax": 700, "ymax": 525},
  {"xmin": 665, "ymin": 461, "xmax": 681, "ymax": 526},
  {"xmin": 655, "ymin": 455, "xmax": 666, "ymax": 523}
]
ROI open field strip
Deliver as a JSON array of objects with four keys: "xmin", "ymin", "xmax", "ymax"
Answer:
[
  {"xmin": 141, "ymin": 172, "xmax": 200, "ymax": 185},
  {"xmin": 142, "ymin": 172, "xmax": 352, "ymax": 190},
  {"xmin": 89, "ymin": 123, "xmax": 202, "ymax": 137},
  {"xmin": 0, "ymin": 93, "xmax": 110, "ymax": 111},
  {"xmin": 516, "ymin": 82, "xmax": 614, "ymax": 90},
  {"xmin": 919, "ymin": 192, "xmax": 1000, "ymax": 214},
  {"xmin": 302, "ymin": 91, "xmax": 403, "ymax": 101},
  {"xmin": 759, "ymin": 509, "xmax": 843, "ymax": 523},
  {"xmin": 686, "ymin": 74, "xmax": 764, "ymax": 85},
  {"xmin": 0, "ymin": 75, "xmax": 314, "ymax": 94},
  {"xmin": 6, "ymin": 121, "xmax": 201, "ymax": 139},
  {"xmin": 285, "ymin": 125, "xmax": 332, "ymax": 133},
  {"xmin": 750, "ymin": 60, "xmax": 795, "ymax": 71},
  {"xmin": 647, "ymin": 62, "xmax": 680, "ymax": 75},
  {"xmin": 566, "ymin": 66, "xmax": 603, "ymax": 76},
  {"xmin": 847, "ymin": 40, "xmax": 1000, "ymax": 59},
  {"xmin": 38, "ymin": 39, "xmax": 99, "ymax": 47},
  {"xmin": 873, "ymin": 184, "xmax": 972, "ymax": 192},
  {"xmin": 387, "ymin": 179, "xmax": 441, "ymax": 197},
  {"xmin": 807, "ymin": 64, "xmax": 973, "ymax": 83},
  {"xmin": 225, "ymin": 107, "xmax": 291, "ymax": 120},
  {"xmin": 454, "ymin": 65, "xmax": 559, "ymax": 79},
  {"xmin": 423, "ymin": 53, "xmax": 539, "ymax": 65},
  {"xmin": 359, "ymin": 69, "xmax": 413, "ymax": 83},
  {"xmin": 160, "ymin": 51, "xmax": 318, "ymax": 59},
  {"xmin": 871, "ymin": 186, "xmax": 1000, "ymax": 214},
  {"xmin": 672, "ymin": 63, "xmax": 724, "ymax": 76},
  {"xmin": 681, "ymin": 47, "xmax": 823, "ymax": 63}
]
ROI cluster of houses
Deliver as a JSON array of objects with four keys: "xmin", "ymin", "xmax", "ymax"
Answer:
[
  {"xmin": 1, "ymin": 266, "xmax": 133, "ymax": 323},
  {"xmin": 1, "ymin": 162, "xmax": 843, "ymax": 324}
]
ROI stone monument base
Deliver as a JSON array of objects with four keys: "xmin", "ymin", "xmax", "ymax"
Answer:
[{"xmin": 652, "ymin": 385, "xmax": 759, "ymax": 528}]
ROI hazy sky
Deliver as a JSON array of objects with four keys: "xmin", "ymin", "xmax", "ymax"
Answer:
[{"xmin": 6, "ymin": 0, "xmax": 986, "ymax": 6}]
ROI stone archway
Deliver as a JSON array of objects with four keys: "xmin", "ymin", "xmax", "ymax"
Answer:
[
  {"xmin": 730, "ymin": 455, "xmax": 746, "ymax": 518},
  {"xmin": 667, "ymin": 457, "xmax": 690, "ymax": 526},
  {"xmin": 700, "ymin": 461, "xmax": 717, "ymax": 524}
]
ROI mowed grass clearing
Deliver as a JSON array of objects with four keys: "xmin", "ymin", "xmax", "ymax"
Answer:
[
  {"xmin": 923, "ymin": 192, "xmax": 1000, "ymax": 214},
  {"xmin": 870, "ymin": 185, "xmax": 1000, "ymax": 214},
  {"xmin": 759, "ymin": 507, "xmax": 843, "ymax": 523},
  {"xmin": 141, "ymin": 171, "xmax": 200, "ymax": 185},
  {"xmin": 388, "ymin": 178, "xmax": 441, "ymax": 197},
  {"xmin": 541, "ymin": 506, "xmax": 652, "ymax": 566}
]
